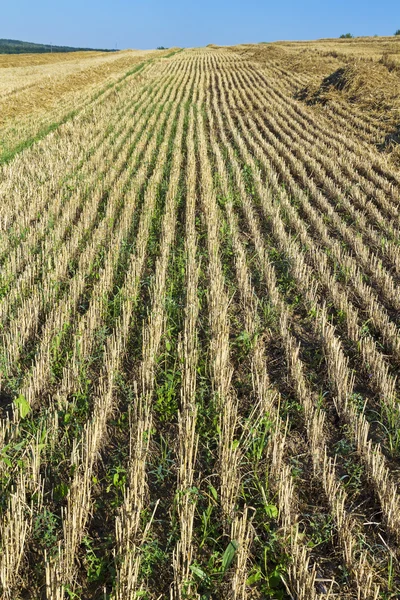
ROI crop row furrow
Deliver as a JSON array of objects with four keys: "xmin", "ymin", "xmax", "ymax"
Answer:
[
  {"xmin": 208, "ymin": 60, "xmax": 384, "ymax": 597},
  {"xmin": 44, "ymin": 60, "xmax": 194, "ymax": 600},
  {"xmin": 113, "ymin": 56, "xmax": 194, "ymax": 599}
]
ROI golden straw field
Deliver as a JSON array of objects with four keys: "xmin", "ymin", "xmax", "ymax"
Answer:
[{"xmin": 0, "ymin": 38, "xmax": 400, "ymax": 599}]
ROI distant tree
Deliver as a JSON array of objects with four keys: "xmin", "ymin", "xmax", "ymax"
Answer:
[
  {"xmin": 395, "ymin": 30, "xmax": 400, "ymax": 36},
  {"xmin": 157, "ymin": 46, "xmax": 168, "ymax": 50},
  {"xmin": 339, "ymin": 33, "xmax": 354, "ymax": 39}
]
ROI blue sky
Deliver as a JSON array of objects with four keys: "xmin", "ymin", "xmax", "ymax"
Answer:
[{"xmin": 3, "ymin": 0, "xmax": 400, "ymax": 49}]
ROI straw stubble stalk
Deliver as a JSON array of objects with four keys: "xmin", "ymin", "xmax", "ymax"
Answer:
[
  {"xmin": 45, "ymin": 60, "xmax": 193, "ymax": 598},
  {"xmin": 113, "ymin": 58, "xmax": 194, "ymax": 599},
  {"xmin": 2, "ymin": 44, "xmax": 400, "ymax": 600},
  {"xmin": 171, "ymin": 105, "xmax": 200, "ymax": 599},
  {"xmin": 208, "ymin": 56, "xmax": 382, "ymax": 598}
]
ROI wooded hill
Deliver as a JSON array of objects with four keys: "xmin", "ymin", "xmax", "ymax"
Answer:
[{"xmin": 0, "ymin": 38, "xmax": 117, "ymax": 54}]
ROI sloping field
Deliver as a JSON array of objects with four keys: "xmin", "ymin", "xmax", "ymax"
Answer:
[
  {"xmin": 0, "ymin": 44, "xmax": 399, "ymax": 599},
  {"xmin": 0, "ymin": 48, "xmax": 173, "ymax": 161}
]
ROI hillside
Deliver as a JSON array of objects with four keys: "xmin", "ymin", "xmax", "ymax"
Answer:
[
  {"xmin": 0, "ymin": 40, "xmax": 400, "ymax": 599},
  {"xmin": 0, "ymin": 38, "xmax": 117, "ymax": 54}
]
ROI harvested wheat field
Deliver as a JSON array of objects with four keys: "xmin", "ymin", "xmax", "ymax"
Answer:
[{"xmin": 0, "ymin": 40, "xmax": 400, "ymax": 599}]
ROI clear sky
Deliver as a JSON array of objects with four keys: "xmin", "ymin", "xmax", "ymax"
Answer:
[{"xmin": 3, "ymin": 0, "xmax": 400, "ymax": 50}]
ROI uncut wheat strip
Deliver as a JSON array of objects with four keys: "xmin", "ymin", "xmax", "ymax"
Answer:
[
  {"xmin": 114, "ymin": 60, "xmax": 194, "ymax": 599},
  {"xmin": 0, "ymin": 58, "xmax": 162, "ymax": 232},
  {"xmin": 45, "ymin": 62, "xmax": 193, "ymax": 599},
  {"xmin": 0, "ymin": 59, "xmax": 106, "ymax": 107},
  {"xmin": 0, "ymin": 80, "xmax": 109, "ymax": 213},
  {"xmin": 0, "ymin": 66, "xmax": 174, "ymax": 320},
  {"xmin": 220, "ymin": 69, "xmax": 400, "ymax": 361},
  {"xmin": 219, "ymin": 69, "xmax": 400, "ymax": 418},
  {"xmin": 208, "ymin": 64, "xmax": 383, "ymax": 598},
  {"xmin": 0, "ymin": 52, "xmax": 162, "ymax": 127},
  {"xmin": 0, "ymin": 86, "xmax": 94, "ymax": 152},
  {"xmin": 261, "ymin": 61, "xmax": 400, "ymax": 193},
  {"xmin": 237, "ymin": 66, "xmax": 400, "ymax": 262},
  {"xmin": 0, "ymin": 50, "xmax": 142, "ymax": 98},
  {"xmin": 171, "ymin": 106, "xmax": 200, "ymax": 599},
  {"xmin": 220, "ymin": 75, "xmax": 400, "ymax": 310},
  {"xmin": 0, "ymin": 70, "xmax": 182, "ymax": 397}
]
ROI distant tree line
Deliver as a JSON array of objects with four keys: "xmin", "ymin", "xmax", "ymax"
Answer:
[
  {"xmin": 340, "ymin": 31, "xmax": 400, "ymax": 39},
  {"xmin": 0, "ymin": 39, "xmax": 118, "ymax": 54}
]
